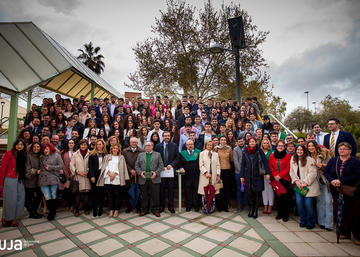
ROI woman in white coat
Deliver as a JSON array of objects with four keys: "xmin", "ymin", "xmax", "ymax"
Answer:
[{"xmin": 198, "ymin": 140, "xmax": 221, "ymax": 214}]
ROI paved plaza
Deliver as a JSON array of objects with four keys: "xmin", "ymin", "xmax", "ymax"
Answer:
[{"xmin": 1, "ymin": 207, "xmax": 360, "ymax": 257}]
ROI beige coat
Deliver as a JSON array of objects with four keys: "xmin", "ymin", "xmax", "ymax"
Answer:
[
  {"xmin": 289, "ymin": 156, "xmax": 320, "ymax": 197},
  {"xmin": 97, "ymin": 154, "xmax": 130, "ymax": 187},
  {"xmin": 198, "ymin": 150, "xmax": 221, "ymax": 195},
  {"xmin": 313, "ymin": 148, "xmax": 331, "ymax": 192},
  {"xmin": 70, "ymin": 150, "xmax": 91, "ymax": 191}
]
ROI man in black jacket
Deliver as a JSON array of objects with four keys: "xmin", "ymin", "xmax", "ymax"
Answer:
[{"xmin": 154, "ymin": 131, "xmax": 179, "ymax": 213}]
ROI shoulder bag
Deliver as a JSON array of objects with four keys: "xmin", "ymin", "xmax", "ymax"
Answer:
[{"xmin": 335, "ymin": 157, "xmax": 359, "ymax": 197}]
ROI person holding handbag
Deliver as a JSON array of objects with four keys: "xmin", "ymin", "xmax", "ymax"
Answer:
[
  {"xmin": 324, "ymin": 142, "xmax": 360, "ymax": 245},
  {"xmin": 25, "ymin": 142, "xmax": 43, "ymax": 219},
  {"xmin": 268, "ymin": 140, "xmax": 292, "ymax": 222},
  {"xmin": 88, "ymin": 139, "xmax": 107, "ymax": 217},
  {"xmin": 198, "ymin": 140, "xmax": 221, "ymax": 214},
  {"xmin": 289, "ymin": 144, "xmax": 319, "ymax": 229},
  {"xmin": 260, "ymin": 138, "xmax": 275, "ymax": 215},
  {"xmin": 240, "ymin": 137, "xmax": 271, "ymax": 219},
  {"xmin": 38, "ymin": 143, "xmax": 64, "ymax": 221},
  {"xmin": 214, "ymin": 136, "xmax": 233, "ymax": 212},
  {"xmin": 307, "ymin": 140, "xmax": 332, "ymax": 231},
  {"xmin": 70, "ymin": 139, "xmax": 91, "ymax": 217},
  {"xmin": 61, "ymin": 139, "xmax": 76, "ymax": 212}
]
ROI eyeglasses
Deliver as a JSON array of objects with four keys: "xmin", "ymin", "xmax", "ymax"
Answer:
[
  {"xmin": 328, "ymin": 123, "xmax": 336, "ymax": 125},
  {"xmin": 338, "ymin": 148, "xmax": 351, "ymax": 151}
]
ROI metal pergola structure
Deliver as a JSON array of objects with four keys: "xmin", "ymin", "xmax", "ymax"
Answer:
[{"xmin": 0, "ymin": 22, "xmax": 122, "ymax": 149}]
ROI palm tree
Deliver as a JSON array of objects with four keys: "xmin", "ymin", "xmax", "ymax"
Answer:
[{"xmin": 77, "ymin": 41, "xmax": 105, "ymax": 75}]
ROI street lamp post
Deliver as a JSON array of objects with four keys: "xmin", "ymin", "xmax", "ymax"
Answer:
[
  {"xmin": 0, "ymin": 101, "xmax": 5, "ymax": 128},
  {"xmin": 209, "ymin": 16, "xmax": 246, "ymax": 104},
  {"xmin": 312, "ymin": 101, "xmax": 316, "ymax": 113},
  {"xmin": 304, "ymin": 91, "xmax": 309, "ymax": 110}
]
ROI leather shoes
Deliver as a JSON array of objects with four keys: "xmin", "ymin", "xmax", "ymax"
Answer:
[
  {"xmin": 299, "ymin": 223, "xmax": 306, "ymax": 228},
  {"xmin": 306, "ymin": 225, "xmax": 314, "ymax": 230},
  {"xmin": 275, "ymin": 215, "xmax": 282, "ymax": 220},
  {"xmin": 353, "ymin": 239, "xmax": 360, "ymax": 245},
  {"xmin": 74, "ymin": 212, "xmax": 80, "ymax": 217},
  {"xmin": 84, "ymin": 211, "xmax": 90, "ymax": 215},
  {"xmin": 125, "ymin": 208, "xmax": 132, "ymax": 213},
  {"xmin": 1, "ymin": 218, "xmax": 10, "ymax": 227},
  {"xmin": 154, "ymin": 212, "xmax": 161, "ymax": 217},
  {"xmin": 159, "ymin": 207, "xmax": 164, "ymax": 213},
  {"xmin": 139, "ymin": 212, "xmax": 145, "ymax": 216},
  {"xmin": 248, "ymin": 211, "xmax": 253, "ymax": 217},
  {"xmin": 340, "ymin": 234, "xmax": 351, "ymax": 240},
  {"xmin": 10, "ymin": 220, "xmax": 18, "ymax": 227},
  {"xmin": 168, "ymin": 208, "xmax": 175, "ymax": 213},
  {"xmin": 282, "ymin": 217, "xmax": 289, "ymax": 222},
  {"xmin": 186, "ymin": 207, "xmax": 191, "ymax": 212}
]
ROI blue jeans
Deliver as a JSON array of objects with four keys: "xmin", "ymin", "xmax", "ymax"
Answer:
[
  {"xmin": 295, "ymin": 191, "xmax": 316, "ymax": 227},
  {"xmin": 40, "ymin": 184, "xmax": 58, "ymax": 200},
  {"xmin": 317, "ymin": 183, "xmax": 333, "ymax": 229},
  {"xmin": 235, "ymin": 173, "xmax": 247, "ymax": 209}
]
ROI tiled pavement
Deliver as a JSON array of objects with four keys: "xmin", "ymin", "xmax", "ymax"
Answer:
[{"xmin": 1, "ymin": 208, "xmax": 360, "ymax": 257}]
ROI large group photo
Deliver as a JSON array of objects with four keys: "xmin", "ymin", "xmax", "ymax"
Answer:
[{"xmin": 1, "ymin": 1, "xmax": 360, "ymax": 257}]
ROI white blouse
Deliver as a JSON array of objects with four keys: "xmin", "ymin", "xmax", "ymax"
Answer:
[{"xmin": 104, "ymin": 156, "xmax": 120, "ymax": 185}]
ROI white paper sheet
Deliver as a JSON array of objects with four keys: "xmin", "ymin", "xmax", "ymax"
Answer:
[{"xmin": 160, "ymin": 167, "xmax": 174, "ymax": 178}]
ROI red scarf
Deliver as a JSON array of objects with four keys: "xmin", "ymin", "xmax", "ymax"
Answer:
[
  {"xmin": 80, "ymin": 149, "xmax": 88, "ymax": 158},
  {"xmin": 247, "ymin": 145, "xmax": 257, "ymax": 154}
]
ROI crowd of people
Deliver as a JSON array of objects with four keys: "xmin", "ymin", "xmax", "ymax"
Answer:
[{"xmin": 0, "ymin": 94, "xmax": 359, "ymax": 245}]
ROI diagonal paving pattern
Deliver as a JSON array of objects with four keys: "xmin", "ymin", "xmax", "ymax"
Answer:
[{"xmin": 0, "ymin": 207, "xmax": 359, "ymax": 257}]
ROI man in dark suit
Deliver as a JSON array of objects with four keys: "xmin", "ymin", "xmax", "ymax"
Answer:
[
  {"xmin": 123, "ymin": 137, "xmax": 145, "ymax": 213},
  {"xmin": 135, "ymin": 141, "xmax": 164, "ymax": 217},
  {"xmin": 324, "ymin": 118, "xmax": 357, "ymax": 157},
  {"xmin": 154, "ymin": 131, "xmax": 179, "ymax": 213},
  {"xmin": 176, "ymin": 106, "xmax": 193, "ymax": 129}
]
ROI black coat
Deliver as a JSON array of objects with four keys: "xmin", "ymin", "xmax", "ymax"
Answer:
[
  {"xmin": 155, "ymin": 141, "xmax": 179, "ymax": 169},
  {"xmin": 178, "ymin": 150, "xmax": 200, "ymax": 181},
  {"xmin": 240, "ymin": 147, "xmax": 271, "ymax": 192},
  {"xmin": 88, "ymin": 154, "xmax": 104, "ymax": 183},
  {"xmin": 324, "ymin": 130, "xmax": 357, "ymax": 157}
]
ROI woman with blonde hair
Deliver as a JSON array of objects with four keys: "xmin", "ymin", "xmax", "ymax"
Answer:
[
  {"xmin": 97, "ymin": 143, "xmax": 129, "ymax": 217},
  {"xmin": 107, "ymin": 135, "xmax": 120, "ymax": 153},
  {"xmin": 261, "ymin": 138, "xmax": 275, "ymax": 214},
  {"xmin": 225, "ymin": 118, "xmax": 236, "ymax": 132},
  {"xmin": 198, "ymin": 140, "xmax": 221, "ymax": 214},
  {"xmin": 88, "ymin": 139, "xmax": 107, "ymax": 217}
]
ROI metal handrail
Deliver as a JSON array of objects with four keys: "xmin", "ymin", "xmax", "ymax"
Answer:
[
  {"xmin": 267, "ymin": 113, "xmax": 298, "ymax": 140},
  {"xmin": 0, "ymin": 117, "xmax": 9, "ymax": 127}
]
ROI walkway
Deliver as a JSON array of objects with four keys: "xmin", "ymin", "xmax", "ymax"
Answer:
[{"xmin": 1, "ymin": 208, "xmax": 359, "ymax": 257}]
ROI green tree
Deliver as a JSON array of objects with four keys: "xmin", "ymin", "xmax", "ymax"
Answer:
[
  {"xmin": 284, "ymin": 107, "xmax": 313, "ymax": 132},
  {"xmin": 127, "ymin": 0, "xmax": 285, "ymax": 114},
  {"xmin": 77, "ymin": 42, "xmax": 105, "ymax": 75}
]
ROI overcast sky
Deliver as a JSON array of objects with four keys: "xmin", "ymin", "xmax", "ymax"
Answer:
[{"xmin": 1, "ymin": 0, "xmax": 359, "ymax": 114}]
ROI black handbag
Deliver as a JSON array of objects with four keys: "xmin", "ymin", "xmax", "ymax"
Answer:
[
  {"xmin": 69, "ymin": 176, "xmax": 79, "ymax": 193},
  {"xmin": 56, "ymin": 173, "xmax": 67, "ymax": 184},
  {"xmin": 258, "ymin": 151, "xmax": 266, "ymax": 175}
]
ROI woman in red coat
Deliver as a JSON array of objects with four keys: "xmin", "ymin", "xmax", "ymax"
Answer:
[
  {"xmin": 0, "ymin": 139, "xmax": 27, "ymax": 227},
  {"xmin": 268, "ymin": 140, "xmax": 292, "ymax": 222}
]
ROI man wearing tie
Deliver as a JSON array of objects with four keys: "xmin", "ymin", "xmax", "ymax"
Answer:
[
  {"xmin": 312, "ymin": 123, "xmax": 327, "ymax": 145},
  {"xmin": 155, "ymin": 131, "xmax": 179, "ymax": 213},
  {"xmin": 324, "ymin": 118, "xmax": 357, "ymax": 157}
]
